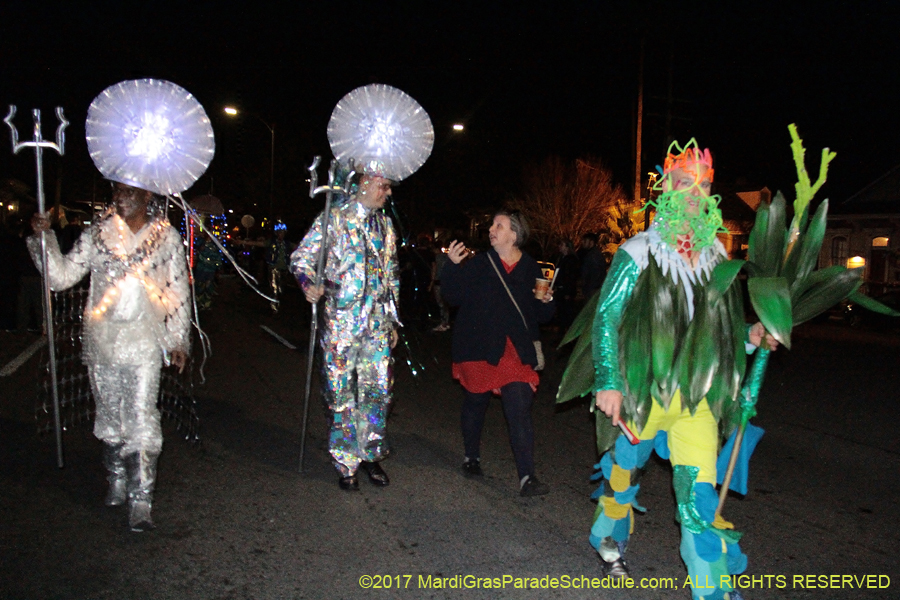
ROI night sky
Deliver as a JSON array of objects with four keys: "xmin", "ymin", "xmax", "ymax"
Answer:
[{"xmin": 3, "ymin": 1, "xmax": 899, "ymax": 230}]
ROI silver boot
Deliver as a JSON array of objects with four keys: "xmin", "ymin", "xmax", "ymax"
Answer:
[
  {"xmin": 125, "ymin": 451, "xmax": 159, "ymax": 532},
  {"xmin": 102, "ymin": 443, "xmax": 127, "ymax": 507}
]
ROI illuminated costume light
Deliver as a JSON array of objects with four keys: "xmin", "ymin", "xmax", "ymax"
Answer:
[
  {"xmin": 327, "ymin": 83, "xmax": 434, "ymax": 183},
  {"xmin": 85, "ymin": 79, "xmax": 215, "ymax": 196},
  {"xmin": 29, "ymin": 79, "xmax": 213, "ymax": 532}
]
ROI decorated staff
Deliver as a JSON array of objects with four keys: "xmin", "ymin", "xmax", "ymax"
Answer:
[
  {"xmin": 4, "ymin": 105, "xmax": 69, "ymax": 467},
  {"xmin": 291, "ymin": 84, "xmax": 433, "ymax": 488},
  {"xmin": 557, "ymin": 131, "xmax": 897, "ymax": 600},
  {"xmin": 297, "ymin": 155, "xmax": 347, "ymax": 474},
  {"xmin": 25, "ymin": 79, "xmax": 214, "ymax": 532}
]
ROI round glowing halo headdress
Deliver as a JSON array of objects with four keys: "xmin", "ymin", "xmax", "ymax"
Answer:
[
  {"xmin": 327, "ymin": 83, "xmax": 434, "ymax": 182},
  {"xmin": 86, "ymin": 78, "xmax": 216, "ymax": 196}
]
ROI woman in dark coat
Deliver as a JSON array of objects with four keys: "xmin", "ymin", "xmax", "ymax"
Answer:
[{"xmin": 441, "ymin": 210, "xmax": 555, "ymax": 496}]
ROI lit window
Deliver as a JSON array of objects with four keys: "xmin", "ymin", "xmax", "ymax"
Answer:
[{"xmin": 872, "ymin": 236, "xmax": 889, "ymax": 247}]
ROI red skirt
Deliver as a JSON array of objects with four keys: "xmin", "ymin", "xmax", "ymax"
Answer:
[{"xmin": 452, "ymin": 337, "xmax": 539, "ymax": 395}]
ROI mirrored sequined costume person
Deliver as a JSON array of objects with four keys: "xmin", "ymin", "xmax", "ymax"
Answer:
[
  {"xmin": 193, "ymin": 234, "xmax": 223, "ymax": 311},
  {"xmin": 290, "ymin": 174, "xmax": 400, "ymax": 490},
  {"xmin": 265, "ymin": 223, "xmax": 289, "ymax": 313},
  {"xmin": 561, "ymin": 141, "xmax": 774, "ymax": 600},
  {"xmin": 28, "ymin": 188, "xmax": 191, "ymax": 532}
]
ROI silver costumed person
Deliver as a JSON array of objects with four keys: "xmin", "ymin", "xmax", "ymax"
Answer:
[
  {"xmin": 291, "ymin": 172, "xmax": 400, "ymax": 490},
  {"xmin": 29, "ymin": 183, "xmax": 191, "ymax": 531},
  {"xmin": 296, "ymin": 83, "xmax": 433, "ymax": 489}
]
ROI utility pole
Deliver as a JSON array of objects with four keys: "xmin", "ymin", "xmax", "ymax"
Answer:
[{"xmin": 634, "ymin": 38, "xmax": 645, "ymax": 205}]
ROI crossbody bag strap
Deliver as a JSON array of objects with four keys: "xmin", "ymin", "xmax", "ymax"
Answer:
[{"xmin": 487, "ymin": 253, "xmax": 529, "ymax": 331}]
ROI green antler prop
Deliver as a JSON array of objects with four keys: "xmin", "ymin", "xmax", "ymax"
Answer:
[{"xmin": 789, "ymin": 123, "xmax": 836, "ymax": 235}]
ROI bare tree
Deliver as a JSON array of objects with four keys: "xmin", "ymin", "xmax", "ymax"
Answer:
[{"xmin": 511, "ymin": 156, "xmax": 624, "ymax": 254}]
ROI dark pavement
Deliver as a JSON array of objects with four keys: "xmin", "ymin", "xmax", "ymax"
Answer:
[{"xmin": 2, "ymin": 276, "xmax": 899, "ymax": 599}]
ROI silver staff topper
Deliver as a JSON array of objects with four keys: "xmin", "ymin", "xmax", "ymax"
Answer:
[{"xmin": 4, "ymin": 105, "xmax": 69, "ymax": 468}]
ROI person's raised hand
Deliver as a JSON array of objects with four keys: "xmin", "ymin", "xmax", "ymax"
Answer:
[{"xmin": 447, "ymin": 240, "xmax": 467, "ymax": 265}]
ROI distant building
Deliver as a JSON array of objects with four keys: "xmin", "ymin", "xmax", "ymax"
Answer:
[
  {"xmin": 716, "ymin": 186, "xmax": 770, "ymax": 259},
  {"xmin": 821, "ymin": 165, "xmax": 900, "ymax": 295}
]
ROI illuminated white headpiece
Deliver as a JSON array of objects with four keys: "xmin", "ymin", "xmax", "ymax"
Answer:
[
  {"xmin": 86, "ymin": 79, "xmax": 216, "ymax": 196},
  {"xmin": 327, "ymin": 83, "xmax": 434, "ymax": 182}
]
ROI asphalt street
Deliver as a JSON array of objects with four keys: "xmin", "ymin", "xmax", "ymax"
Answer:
[{"xmin": 2, "ymin": 276, "xmax": 899, "ymax": 600}]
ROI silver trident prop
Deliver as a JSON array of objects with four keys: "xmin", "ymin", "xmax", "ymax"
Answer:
[
  {"xmin": 4, "ymin": 106, "xmax": 69, "ymax": 468},
  {"xmin": 298, "ymin": 157, "xmax": 354, "ymax": 472}
]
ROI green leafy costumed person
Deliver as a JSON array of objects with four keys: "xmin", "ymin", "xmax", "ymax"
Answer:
[
  {"xmin": 558, "ymin": 130, "xmax": 899, "ymax": 600},
  {"xmin": 560, "ymin": 139, "xmax": 774, "ymax": 600}
]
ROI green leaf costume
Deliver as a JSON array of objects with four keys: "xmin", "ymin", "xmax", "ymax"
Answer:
[
  {"xmin": 560, "ymin": 131, "xmax": 898, "ymax": 600},
  {"xmin": 561, "ymin": 218, "xmax": 751, "ymax": 454}
]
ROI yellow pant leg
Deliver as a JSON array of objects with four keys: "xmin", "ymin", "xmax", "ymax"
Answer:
[
  {"xmin": 666, "ymin": 391, "xmax": 718, "ymax": 485},
  {"xmin": 629, "ymin": 390, "xmax": 718, "ymax": 485}
]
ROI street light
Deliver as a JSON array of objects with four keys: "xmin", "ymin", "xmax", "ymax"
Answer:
[
  {"xmin": 224, "ymin": 106, "xmax": 275, "ymax": 218},
  {"xmin": 644, "ymin": 171, "xmax": 658, "ymax": 230},
  {"xmin": 452, "ymin": 123, "xmax": 464, "ymax": 131}
]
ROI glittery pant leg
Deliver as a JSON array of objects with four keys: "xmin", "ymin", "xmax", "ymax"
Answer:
[
  {"xmin": 321, "ymin": 329, "xmax": 392, "ymax": 478},
  {"xmin": 269, "ymin": 267, "xmax": 282, "ymax": 312},
  {"xmin": 89, "ymin": 362, "xmax": 164, "ymax": 456}
]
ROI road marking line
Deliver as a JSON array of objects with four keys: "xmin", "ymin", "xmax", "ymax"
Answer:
[
  {"xmin": 260, "ymin": 325, "xmax": 297, "ymax": 350},
  {"xmin": 1, "ymin": 336, "xmax": 48, "ymax": 377}
]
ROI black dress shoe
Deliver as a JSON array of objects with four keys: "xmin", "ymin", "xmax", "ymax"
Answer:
[
  {"xmin": 338, "ymin": 475, "xmax": 359, "ymax": 491},
  {"xmin": 361, "ymin": 462, "xmax": 390, "ymax": 486}
]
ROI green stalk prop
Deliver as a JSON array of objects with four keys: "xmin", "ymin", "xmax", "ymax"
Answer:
[{"xmin": 718, "ymin": 125, "xmax": 896, "ymax": 517}]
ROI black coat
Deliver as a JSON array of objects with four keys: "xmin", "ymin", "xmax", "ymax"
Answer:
[{"xmin": 441, "ymin": 248, "xmax": 555, "ymax": 366}]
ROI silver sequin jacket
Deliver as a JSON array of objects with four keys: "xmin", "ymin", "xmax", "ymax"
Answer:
[
  {"xmin": 27, "ymin": 213, "xmax": 191, "ymax": 366},
  {"xmin": 290, "ymin": 200, "xmax": 400, "ymax": 336}
]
